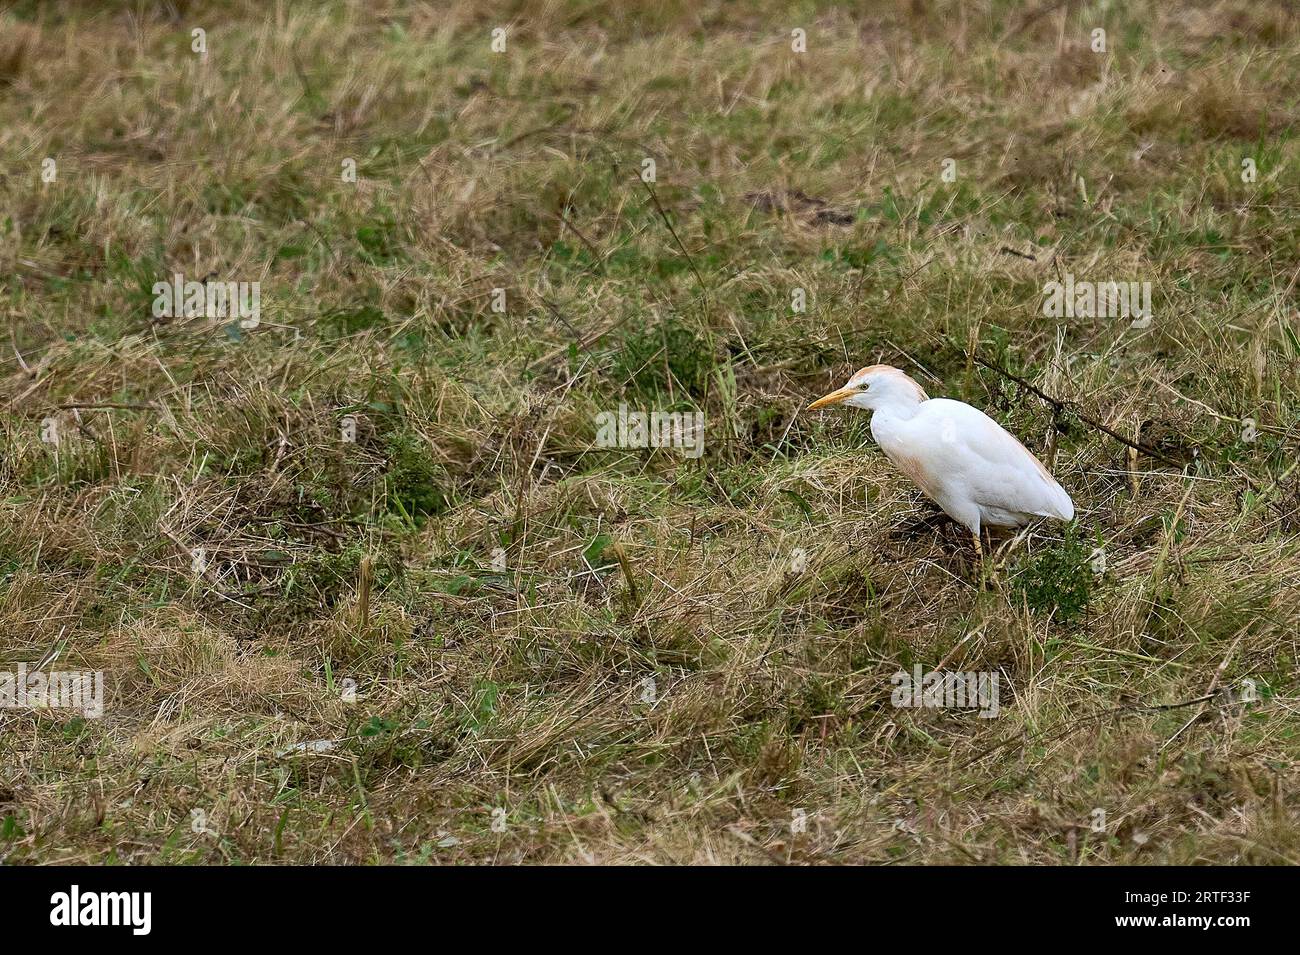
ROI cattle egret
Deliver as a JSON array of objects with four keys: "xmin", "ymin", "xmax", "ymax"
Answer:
[{"xmin": 807, "ymin": 365, "xmax": 1074, "ymax": 558}]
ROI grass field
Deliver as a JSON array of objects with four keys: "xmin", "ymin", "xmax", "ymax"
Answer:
[{"xmin": 2, "ymin": 0, "xmax": 1299, "ymax": 864}]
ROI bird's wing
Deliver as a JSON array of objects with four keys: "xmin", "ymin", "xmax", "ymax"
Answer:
[{"xmin": 918, "ymin": 399, "xmax": 1074, "ymax": 520}]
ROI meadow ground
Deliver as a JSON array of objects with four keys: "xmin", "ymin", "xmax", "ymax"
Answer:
[{"xmin": 1, "ymin": 0, "xmax": 1298, "ymax": 864}]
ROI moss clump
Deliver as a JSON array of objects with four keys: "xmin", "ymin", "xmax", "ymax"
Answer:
[{"xmin": 1011, "ymin": 528, "xmax": 1092, "ymax": 623}]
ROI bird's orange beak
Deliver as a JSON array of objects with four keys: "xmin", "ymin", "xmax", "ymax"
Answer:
[{"xmin": 806, "ymin": 387, "xmax": 856, "ymax": 411}]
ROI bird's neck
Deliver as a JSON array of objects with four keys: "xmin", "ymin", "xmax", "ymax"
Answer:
[{"xmin": 872, "ymin": 397, "xmax": 925, "ymax": 424}]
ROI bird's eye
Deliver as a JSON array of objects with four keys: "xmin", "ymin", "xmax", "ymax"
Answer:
[{"xmin": 858, "ymin": 383, "xmax": 870, "ymax": 391}]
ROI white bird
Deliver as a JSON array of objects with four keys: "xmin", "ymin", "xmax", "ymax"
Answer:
[{"xmin": 807, "ymin": 365, "xmax": 1074, "ymax": 557}]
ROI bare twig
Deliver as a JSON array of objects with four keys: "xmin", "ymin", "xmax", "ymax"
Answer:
[{"xmin": 966, "ymin": 350, "xmax": 1189, "ymax": 468}]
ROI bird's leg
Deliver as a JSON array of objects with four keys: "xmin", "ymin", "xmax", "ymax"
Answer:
[{"xmin": 972, "ymin": 529, "xmax": 992, "ymax": 589}]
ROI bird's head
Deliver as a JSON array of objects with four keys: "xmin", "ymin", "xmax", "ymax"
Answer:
[{"xmin": 806, "ymin": 364, "xmax": 929, "ymax": 413}]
